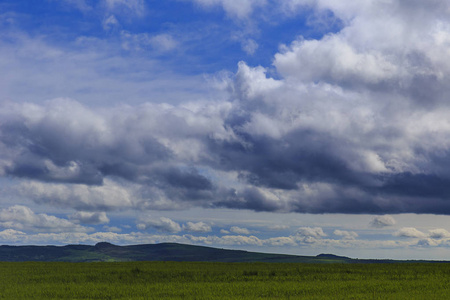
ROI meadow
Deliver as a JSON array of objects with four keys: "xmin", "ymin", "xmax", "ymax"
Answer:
[{"xmin": 1, "ymin": 261, "xmax": 450, "ymax": 299}]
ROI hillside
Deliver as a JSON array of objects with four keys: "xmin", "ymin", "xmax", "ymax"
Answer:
[{"xmin": 0, "ymin": 242, "xmax": 446, "ymax": 263}]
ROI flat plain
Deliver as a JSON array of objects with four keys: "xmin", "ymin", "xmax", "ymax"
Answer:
[{"xmin": 1, "ymin": 261, "xmax": 450, "ymax": 299}]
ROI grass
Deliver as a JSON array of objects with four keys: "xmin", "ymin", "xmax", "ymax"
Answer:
[{"xmin": 0, "ymin": 261, "xmax": 449, "ymax": 299}]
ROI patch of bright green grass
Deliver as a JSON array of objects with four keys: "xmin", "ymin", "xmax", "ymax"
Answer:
[{"xmin": 0, "ymin": 262, "xmax": 449, "ymax": 299}]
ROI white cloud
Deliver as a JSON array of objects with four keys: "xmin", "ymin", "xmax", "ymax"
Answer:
[
  {"xmin": 370, "ymin": 215, "xmax": 396, "ymax": 228},
  {"xmin": 69, "ymin": 212, "xmax": 110, "ymax": 225},
  {"xmin": 148, "ymin": 34, "xmax": 178, "ymax": 52},
  {"xmin": 264, "ymin": 236, "xmax": 297, "ymax": 246},
  {"xmin": 275, "ymin": 35, "xmax": 398, "ymax": 86},
  {"xmin": 137, "ymin": 217, "xmax": 182, "ymax": 233},
  {"xmin": 394, "ymin": 227, "xmax": 427, "ymax": 238},
  {"xmin": 267, "ymin": 225, "xmax": 290, "ymax": 231},
  {"xmin": 0, "ymin": 32, "xmax": 211, "ymax": 106},
  {"xmin": 417, "ymin": 238, "xmax": 440, "ymax": 247},
  {"xmin": 294, "ymin": 227, "xmax": 327, "ymax": 244},
  {"xmin": 233, "ymin": 61, "xmax": 283, "ymax": 101},
  {"xmin": 334, "ymin": 230, "xmax": 358, "ymax": 240},
  {"xmin": 428, "ymin": 228, "xmax": 450, "ymax": 239},
  {"xmin": 18, "ymin": 179, "xmax": 136, "ymax": 211},
  {"xmin": 120, "ymin": 32, "xmax": 178, "ymax": 52},
  {"xmin": 183, "ymin": 221, "xmax": 212, "ymax": 233},
  {"xmin": 0, "ymin": 229, "xmax": 26, "ymax": 242},
  {"xmin": 229, "ymin": 226, "xmax": 251, "ymax": 235},
  {"xmin": 0, "ymin": 205, "xmax": 91, "ymax": 233},
  {"xmin": 296, "ymin": 227, "xmax": 327, "ymax": 238},
  {"xmin": 189, "ymin": 234, "xmax": 264, "ymax": 246}
]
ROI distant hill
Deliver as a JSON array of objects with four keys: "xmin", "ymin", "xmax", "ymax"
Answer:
[{"xmin": 0, "ymin": 242, "xmax": 447, "ymax": 263}]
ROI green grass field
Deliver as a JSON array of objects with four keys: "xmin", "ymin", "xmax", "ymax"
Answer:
[{"xmin": 1, "ymin": 261, "xmax": 450, "ymax": 299}]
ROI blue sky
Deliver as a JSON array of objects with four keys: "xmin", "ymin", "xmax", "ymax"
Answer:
[{"xmin": 3, "ymin": 0, "xmax": 450, "ymax": 260}]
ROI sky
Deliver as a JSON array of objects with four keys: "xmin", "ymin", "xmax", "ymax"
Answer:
[{"xmin": 2, "ymin": 0, "xmax": 450, "ymax": 260}]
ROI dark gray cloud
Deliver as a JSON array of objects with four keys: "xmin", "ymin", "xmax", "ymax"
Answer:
[{"xmin": 370, "ymin": 215, "xmax": 396, "ymax": 228}]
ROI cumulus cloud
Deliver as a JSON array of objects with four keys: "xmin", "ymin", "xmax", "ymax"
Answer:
[
  {"xmin": 0, "ymin": 205, "xmax": 91, "ymax": 233},
  {"xmin": 69, "ymin": 212, "xmax": 110, "ymax": 225},
  {"xmin": 190, "ymin": 234, "xmax": 263, "ymax": 246},
  {"xmin": 417, "ymin": 238, "xmax": 440, "ymax": 247},
  {"xmin": 295, "ymin": 227, "xmax": 327, "ymax": 244},
  {"xmin": 137, "ymin": 217, "xmax": 182, "ymax": 233},
  {"xmin": 183, "ymin": 221, "xmax": 212, "ymax": 233},
  {"xmin": 428, "ymin": 228, "xmax": 450, "ymax": 239},
  {"xmin": 229, "ymin": 226, "xmax": 251, "ymax": 235},
  {"xmin": 4, "ymin": 0, "xmax": 450, "ymax": 218},
  {"xmin": 370, "ymin": 215, "xmax": 396, "ymax": 228},
  {"xmin": 264, "ymin": 236, "xmax": 297, "ymax": 246},
  {"xmin": 0, "ymin": 229, "xmax": 27, "ymax": 243},
  {"xmin": 296, "ymin": 227, "xmax": 326, "ymax": 238},
  {"xmin": 334, "ymin": 230, "xmax": 358, "ymax": 240},
  {"xmin": 18, "ymin": 179, "xmax": 136, "ymax": 211},
  {"xmin": 394, "ymin": 227, "xmax": 427, "ymax": 238}
]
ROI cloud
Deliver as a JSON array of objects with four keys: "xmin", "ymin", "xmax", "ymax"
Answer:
[
  {"xmin": 370, "ymin": 215, "xmax": 396, "ymax": 228},
  {"xmin": 241, "ymin": 39, "xmax": 258, "ymax": 55},
  {"xmin": 417, "ymin": 238, "xmax": 440, "ymax": 247},
  {"xmin": 229, "ymin": 226, "xmax": 251, "ymax": 235},
  {"xmin": 0, "ymin": 31, "xmax": 211, "ymax": 107},
  {"xmin": 0, "ymin": 229, "xmax": 26, "ymax": 242},
  {"xmin": 267, "ymin": 225, "xmax": 289, "ymax": 231},
  {"xmin": 190, "ymin": 0, "xmax": 267, "ymax": 19},
  {"xmin": 183, "ymin": 221, "xmax": 212, "ymax": 233},
  {"xmin": 428, "ymin": 228, "xmax": 450, "ymax": 239},
  {"xmin": 333, "ymin": 230, "xmax": 358, "ymax": 240},
  {"xmin": 148, "ymin": 34, "xmax": 178, "ymax": 52},
  {"xmin": 137, "ymin": 217, "xmax": 182, "ymax": 233},
  {"xmin": 264, "ymin": 236, "xmax": 297, "ymax": 246},
  {"xmin": 394, "ymin": 227, "xmax": 427, "ymax": 238},
  {"xmin": 103, "ymin": 15, "xmax": 120, "ymax": 31},
  {"xmin": 5, "ymin": 1, "xmax": 450, "ymax": 217},
  {"xmin": 69, "ymin": 212, "xmax": 110, "ymax": 225},
  {"xmin": 190, "ymin": 234, "xmax": 264, "ymax": 246},
  {"xmin": 0, "ymin": 205, "xmax": 92, "ymax": 233},
  {"xmin": 18, "ymin": 179, "xmax": 136, "ymax": 211},
  {"xmin": 296, "ymin": 227, "xmax": 326, "ymax": 238},
  {"xmin": 120, "ymin": 32, "xmax": 178, "ymax": 52}
]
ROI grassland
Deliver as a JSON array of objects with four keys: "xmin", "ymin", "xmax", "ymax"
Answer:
[{"xmin": 1, "ymin": 261, "xmax": 450, "ymax": 299}]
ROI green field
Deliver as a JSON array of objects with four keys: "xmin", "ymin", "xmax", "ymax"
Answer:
[{"xmin": 1, "ymin": 262, "xmax": 450, "ymax": 299}]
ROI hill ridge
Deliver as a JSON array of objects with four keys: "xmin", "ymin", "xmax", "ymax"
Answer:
[{"xmin": 0, "ymin": 242, "xmax": 448, "ymax": 263}]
